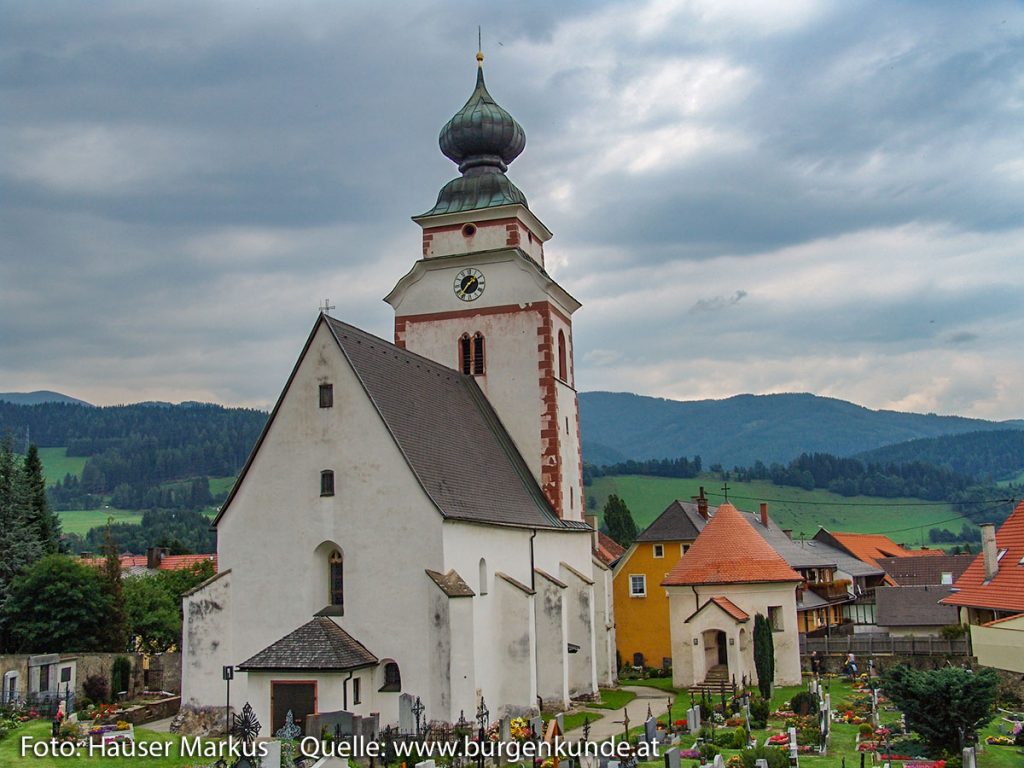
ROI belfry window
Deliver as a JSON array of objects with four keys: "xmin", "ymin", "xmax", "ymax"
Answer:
[
  {"xmin": 557, "ymin": 330, "xmax": 568, "ymax": 381},
  {"xmin": 329, "ymin": 550, "xmax": 344, "ymax": 609},
  {"xmin": 459, "ymin": 333, "xmax": 485, "ymax": 375}
]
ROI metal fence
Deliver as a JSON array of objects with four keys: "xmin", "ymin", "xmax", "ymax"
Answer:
[
  {"xmin": 800, "ymin": 634, "xmax": 969, "ymax": 657},
  {"xmin": 1, "ymin": 689, "xmax": 75, "ymax": 717}
]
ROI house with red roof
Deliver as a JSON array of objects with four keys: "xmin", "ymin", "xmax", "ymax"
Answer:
[
  {"xmin": 82, "ymin": 547, "xmax": 217, "ymax": 575},
  {"xmin": 941, "ymin": 500, "xmax": 1024, "ymax": 673},
  {"xmin": 662, "ymin": 503, "xmax": 803, "ymax": 689}
]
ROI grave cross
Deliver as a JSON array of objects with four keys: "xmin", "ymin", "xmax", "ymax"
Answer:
[
  {"xmin": 412, "ymin": 696, "xmax": 425, "ymax": 736},
  {"xmin": 616, "ymin": 708, "xmax": 631, "ymax": 740},
  {"xmin": 582, "ymin": 716, "xmax": 591, "ymax": 742},
  {"xmin": 646, "ymin": 703, "xmax": 653, "ymax": 720},
  {"xmin": 476, "ymin": 697, "xmax": 490, "ymax": 730}
]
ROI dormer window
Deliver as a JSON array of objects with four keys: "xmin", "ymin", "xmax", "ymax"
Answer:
[{"xmin": 319, "ymin": 383, "xmax": 334, "ymax": 408}]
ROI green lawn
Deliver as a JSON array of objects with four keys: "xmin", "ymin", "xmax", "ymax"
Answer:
[
  {"xmin": 587, "ymin": 474, "xmax": 970, "ymax": 546},
  {"xmin": 0, "ymin": 720, "xmax": 213, "ymax": 767},
  {"xmin": 591, "ymin": 689, "xmax": 638, "ymax": 710},
  {"xmin": 58, "ymin": 508, "xmax": 143, "ymax": 536},
  {"xmin": 208, "ymin": 475, "xmax": 236, "ymax": 496},
  {"xmin": 35, "ymin": 447, "xmax": 88, "ymax": 486}
]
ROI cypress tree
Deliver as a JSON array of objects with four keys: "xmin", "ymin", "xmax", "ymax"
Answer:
[
  {"xmin": 603, "ymin": 494, "xmax": 638, "ymax": 547},
  {"xmin": 753, "ymin": 613, "xmax": 775, "ymax": 700},
  {"xmin": 99, "ymin": 521, "xmax": 130, "ymax": 651}
]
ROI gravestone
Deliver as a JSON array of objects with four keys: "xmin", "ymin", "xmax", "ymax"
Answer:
[
  {"xmin": 962, "ymin": 746, "xmax": 977, "ymax": 768},
  {"xmin": 644, "ymin": 716, "xmax": 657, "ymax": 746},
  {"xmin": 262, "ymin": 741, "xmax": 282, "ymax": 768},
  {"xmin": 688, "ymin": 707, "xmax": 700, "ymax": 733},
  {"xmin": 754, "ymin": 760, "xmax": 769, "ymax": 768},
  {"xmin": 399, "ymin": 694, "xmax": 415, "ymax": 733},
  {"xmin": 501, "ymin": 717, "xmax": 511, "ymax": 742},
  {"xmin": 788, "ymin": 726, "xmax": 799, "ymax": 767},
  {"xmin": 306, "ymin": 710, "xmax": 353, "ymax": 740},
  {"xmin": 607, "ymin": 761, "xmax": 620, "ymax": 768},
  {"xmin": 415, "ymin": 761, "xmax": 436, "ymax": 768},
  {"xmin": 556, "ymin": 713, "xmax": 565, "ymax": 734},
  {"xmin": 663, "ymin": 746, "xmax": 680, "ymax": 768},
  {"xmin": 712, "ymin": 754, "xmax": 725, "ymax": 768},
  {"xmin": 530, "ymin": 716, "xmax": 544, "ymax": 740}
]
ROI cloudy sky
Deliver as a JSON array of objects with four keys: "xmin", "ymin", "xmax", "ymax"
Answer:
[{"xmin": 2, "ymin": 1, "xmax": 1023, "ymax": 419}]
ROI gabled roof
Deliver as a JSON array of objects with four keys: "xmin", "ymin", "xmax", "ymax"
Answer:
[
  {"xmin": 942, "ymin": 501, "xmax": 1024, "ymax": 613},
  {"xmin": 662, "ymin": 503, "xmax": 802, "ymax": 587},
  {"xmin": 685, "ymin": 596, "xmax": 751, "ymax": 624},
  {"xmin": 813, "ymin": 529, "xmax": 942, "ymax": 584},
  {"xmin": 217, "ymin": 315, "xmax": 588, "ymax": 532},
  {"xmin": 82, "ymin": 553, "xmax": 217, "ymax": 573},
  {"xmin": 875, "ymin": 585, "xmax": 959, "ymax": 627},
  {"xmin": 238, "ymin": 617, "xmax": 378, "ymax": 672},
  {"xmin": 876, "ymin": 553, "xmax": 974, "ymax": 586},
  {"xmin": 797, "ymin": 539, "xmax": 885, "ymax": 579},
  {"xmin": 636, "ymin": 500, "xmax": 709, "ymax": 543},
  {"xmin": 594, "ymin": 530, "xmax": 626, "ymax": 567}
]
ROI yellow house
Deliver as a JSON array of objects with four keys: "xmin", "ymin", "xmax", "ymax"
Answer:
[{"xmin": 612, "ymin": 499, "xmax": 711, "ymax": 670}]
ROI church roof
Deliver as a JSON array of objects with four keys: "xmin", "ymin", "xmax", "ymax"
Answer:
[
  {"xmin": 662, "ymin": 503, "xmax": 803, "ymax": 587},
  {"xmin": 636, "ymin": 500, "xmax": 710, "ymax": 542},
  {"xmin": 238, "ymin": 617, "xmax": 378, "ymax": 672},
  {"xmin": 423, "ymin": 64, "xmax": 530, "ymax": 216},
  {"xmin": 326, "ymin": 317, "xmax": 584, "ymax": 531}
]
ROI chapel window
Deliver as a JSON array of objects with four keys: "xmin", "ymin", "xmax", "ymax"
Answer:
[
  {"xmin": 329, "ymin": 550, "xmax": 344, "ymax": 609},
  {"xmin": 768, "ymin": 605, "xmax": 783, "ymax": 632},
  {"xmin": 380, "ymin": 662, "xmax": 401, "ymax": 692},
  {"xmin": 459, "ymin": 333, "xmax": 486, "ymax": 375},
  {"xmin": 353, "ymin": 677, "xmax": 361, "ymax": 705},
  {"xmin": 321, "ymin": 470, "xmax": 335, "ymax": 497},
  {"xmin": 479, "ymin": 558, "xmax": 488, "ymax": 595}
]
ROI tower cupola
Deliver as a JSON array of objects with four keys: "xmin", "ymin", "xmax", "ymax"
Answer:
[{"xmin": 424, "ymin": 60, "xmax": 529, "ymax": 216}]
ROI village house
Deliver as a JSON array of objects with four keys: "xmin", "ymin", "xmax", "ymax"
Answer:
[
  {"xmin": 180, "ymin": 58, "xmax": 615, "ymax": 735},
  {"xmin": 662, "ymin": 503, "xmax": 803, "ymax": 690},
  {"xmin": 941, "ymin": 500, "xmax": 1024, "ymax": 673}
]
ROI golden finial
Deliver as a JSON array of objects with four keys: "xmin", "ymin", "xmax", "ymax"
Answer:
[{"xmin": 476, "ymin": 26, "xmax": 484, "ymax": 66}]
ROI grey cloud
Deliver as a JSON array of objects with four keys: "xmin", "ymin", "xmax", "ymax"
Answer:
[
  {"xmin": 690, "ymin": 290, "xmax": 748, "ymax": 313},
  {"xmin": 946, "ymin": 331, "xmax": 980, "ymax": 345}
]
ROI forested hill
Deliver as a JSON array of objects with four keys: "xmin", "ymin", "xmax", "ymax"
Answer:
[
  {"xmin": 856, "ymin": 429, "xmax": 1024, "ymax": 483},
  {"xmin": 0, "ymin": 400, "xmax": 267, "ymax": 503},
  {"xmin": 579, "ymin": 391, "xmax": 1024, "ymax": 468}
]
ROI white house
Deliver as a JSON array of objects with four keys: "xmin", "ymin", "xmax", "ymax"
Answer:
[{"xmin": 181, "ymin": 58, "xmax": 615, "ymax": 736}]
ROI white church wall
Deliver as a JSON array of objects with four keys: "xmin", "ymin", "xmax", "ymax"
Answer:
[
  {"xmin": 494, "ymin": 575, "xmax": 537, "ymax": 717},
  {"xmin": 559, "ymin": 563, "xmax": 598, "ymax": 698},
  {"xmin": 533, "ymin": 570, "xmax": 568, "ymax": 709},
  {"xmin": 591, "ymin": 560, "xmax": 617, "ymax": 687},
  {"xmin": 447, "ymin": 596, "xmax": 477, "ymax": 720},
  {"xmin": 197, "ymin": 321, "xmax": 445, "ymax": 712},
  {"xmin": 182, "ymin": 570, "xmax": 233, "ymax": 708}
]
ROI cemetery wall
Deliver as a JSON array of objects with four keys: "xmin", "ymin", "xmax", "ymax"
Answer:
[{"xmin": 0, "ymin": 651, "xmax": 181, "ymax": 702}]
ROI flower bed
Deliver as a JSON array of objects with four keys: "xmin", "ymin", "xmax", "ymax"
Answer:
[{"xmin": 986, "ymin": 735, "xmax": 1014, "ymax": 745}]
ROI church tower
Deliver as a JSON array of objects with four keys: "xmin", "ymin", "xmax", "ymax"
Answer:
[{"xmin": 385, "ymin": 55, "xmax": 583, "ymax": 521}]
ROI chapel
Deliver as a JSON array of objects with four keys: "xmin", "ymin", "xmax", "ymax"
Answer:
[{"xmin": 180, "ymin": 56, "xmax": 616, "ymax": 734}]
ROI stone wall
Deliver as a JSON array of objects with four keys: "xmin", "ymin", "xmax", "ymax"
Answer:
[{"xmin": 0, "ymin": 652, "xmax": 181, "ymax": 703}]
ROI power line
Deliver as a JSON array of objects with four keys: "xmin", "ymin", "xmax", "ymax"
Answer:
[{"xmin": 704, "ymin": 491, "xmax": 1016, "ymax": 508}]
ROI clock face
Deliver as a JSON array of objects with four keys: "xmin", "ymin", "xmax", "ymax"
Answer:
[{"xmin": 454, "ymin": 268, "xmax": 485, "ymax": 302}]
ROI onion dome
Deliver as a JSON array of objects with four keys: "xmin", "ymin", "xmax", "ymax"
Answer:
[{"xmin": 423, "ymin": 61, "xmax": 529, "ymax": 216}]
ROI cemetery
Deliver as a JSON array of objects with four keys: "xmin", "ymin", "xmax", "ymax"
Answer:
[{"xmin": 1, "ymin": 666, "xmax": 1022, "ymax": 768}]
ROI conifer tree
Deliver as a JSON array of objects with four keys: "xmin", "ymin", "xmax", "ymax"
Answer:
[
  {"xmin": 603, "ymin": 494, "xmax": 638, "ymax": 547},
  {"xmin": 99, "ymin": 521, "xmax": 130, "ymax": 651},
  {"xmin": 22, "ymin": 444, "xmax": 61, "ymax": 552},
  {"xmin": 753, "ymin": 613, "xmax": 775, "ymax": 700},
  {"xmin": 0, "ymin": 434, "xmax": 43, "ymax": 630}
]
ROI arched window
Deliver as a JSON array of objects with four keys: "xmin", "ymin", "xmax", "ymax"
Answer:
[
  {"xmin": 329, "ymin": 550, "xmax": 344, "ymax": 609},
  {"xmin": 459, "ymin": 333, "xmax": 486, "ymax": 376},
  {"xmin": 557, "ymin": 330, "xmax": 567, "ymax": 381},
  {"xmin": 473, "ymin": 332, "xmax": 485, "ymax": 375},
  {"xmin": 320, "ymin": 470, "xmax": 335, "ymax": 497},
  {"xmin": 380, "ymin": 661, "xmax": 401, "ymax": 692},
  {"xmin": 478, "ymin": 558, "xmax": 488, "ymax": 595}
]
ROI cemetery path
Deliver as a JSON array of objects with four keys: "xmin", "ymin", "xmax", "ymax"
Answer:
[{"xmin": 565, "ymin": 685, "xmax": 668, "ymax": 743}]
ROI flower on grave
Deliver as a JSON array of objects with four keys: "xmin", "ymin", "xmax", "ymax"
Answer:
[
  {"xmin": 510, "ymin": 718, "xmax": 530, "ymax": 741},
  {"xmin": 116, "ymin": 720, "xmax": 131, "ymax": 731},
  {"xmin": 486, "ymin": 722, "xmax": 500, "ymax": 742},
  {"xmin": 986, "ymin": 735, "xmax": 1014, "ymax": 745},
  {"xmin": 541, "ymin": 759, "xmax": 555, "ymax": 768},
  {"xmin": 674, "ymin": 719, "xmax": 687, "ymax": 729},
  {"xmin": 767, "ymin": 733, "xmax": 789, "ymax": 745}
]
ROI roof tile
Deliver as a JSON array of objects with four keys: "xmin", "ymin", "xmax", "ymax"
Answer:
[{"xmin": 942, "ymin": 501, "xmax": 1024, "ymax": 613}]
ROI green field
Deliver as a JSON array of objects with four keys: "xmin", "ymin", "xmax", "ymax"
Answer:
[
  {"xmin": 587, "ymin": 474, "xmax": 971, "ymax": 546},
  {"xmin": 36, "ymin": 447, "xmax": 87, "ymax": 485},
  {"xmin": 209, "ymin": 475, "xmax": 236, "ymax": 496},
  {"xmin": 58, "ymin": 508, "xmax": 143, "ymax": 536}
]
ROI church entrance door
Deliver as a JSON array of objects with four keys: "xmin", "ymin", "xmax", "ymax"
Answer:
[{"xmin": 271, "ymin": 681, "xmax": 317, "ymax": 735}]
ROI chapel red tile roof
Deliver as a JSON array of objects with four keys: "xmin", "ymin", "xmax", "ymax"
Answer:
[
  {"xmin": 82, "ymin": 553, "xmax": 217, "ymax": 572},
  {"xmin": 661, "ymin": 503, "xmax": 802, "ymax": 587},
  {"xmin": 594, "ymin": 531, "xmax": 626, "ymax": 567},
  {"xmin": 823, "ymin": 531, "xmax": 942, "ymax": 584},
  {"xmin": 941, "ymin": 500, "xmax": 1024, "ymax": 613},
  {"xmin": 708, "ymin": 596, "xmax": 750, "ymax": 622}
]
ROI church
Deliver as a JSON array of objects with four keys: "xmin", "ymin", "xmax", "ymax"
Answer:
[{"xmin": 181, "ymin": 55, "xmax": 616, "ymax": 734}]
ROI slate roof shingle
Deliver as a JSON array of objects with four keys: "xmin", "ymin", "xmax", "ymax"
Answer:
[
  {"xmin": 941, "ymin": 500, "xmax": 1024, "ymax": 613},
  {"xmin": 876, "ymin": 554, "xmax": 974, "ymax": 586},
  {"xmin": 875, "ymin": 585, "xmax": 960, "ymax": 627},
  {"xmin": 662, "ymin": 503, "xmax": 803, "ymax": 586},
  {"xmin": 238, "ymin": 617, "xmax": 378, "ymax": 672},
  {"xmin": 636, "ymin": 500, "xmax": 707, "ymax": 543}
]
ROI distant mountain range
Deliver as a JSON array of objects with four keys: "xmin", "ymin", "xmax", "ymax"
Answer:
[
  {"xmin": 579, "ymin": 391, "xmax": 1024, "ymax": 469},
  {"xmin": 0, "ymin": 390, "xmax": 92, "ymax": 407}
]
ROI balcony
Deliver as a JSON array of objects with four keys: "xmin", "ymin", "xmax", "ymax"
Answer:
[{"xmin": 808, "ymin": 580, "xmax": 852, "ymax": 602}]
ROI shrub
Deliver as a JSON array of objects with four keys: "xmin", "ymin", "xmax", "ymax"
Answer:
[
  {"xmin": 698, "ymin": 743, "xmax": 720, "ymax": 762},
  {"xmin": 789, "ymin": 692, "xmax": 819, "ymax": 716},
  {"xmin": 83, "ymin": 673, "xmax": 109, "ymax": 704},
  {"xmin": 732, "ymin": 726, "xmax": 749, "ymax": 749},
  {"xmin": 858, "ymin": 723, "xmax": 874, "ymax": 737},
  {"xmin": 715, "ymin": 731, "xmax": 735, "ymax": 747},
  {"xmin": 749, "ymin": 695, "xmax": 770, "ymax": 723},
  {"xmin": 740, "ymin": 746, "xmax": 789, "ymax": 768}
]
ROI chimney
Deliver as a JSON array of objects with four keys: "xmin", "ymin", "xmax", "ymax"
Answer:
[
  {"xmin": 759, "ymin": 502, "xmax": 769, "ymax": 528},
  {"xmin": 782, "ymin": 529, "xmax": 793, "ymax": 540},
  {"xmin": 981, "ymin": 523, "xmax": 998, "ymax": 581},
  {"xmin": 696, "ymin": 487, "xmax": 709, "ymax": 520},
  {"xmin": 586, "ymin": 514, "xmax": 599, "ymax": 548},
  {"xmin": 147, "ymin": 547, "xmax": 167, "ymax": 570}
]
